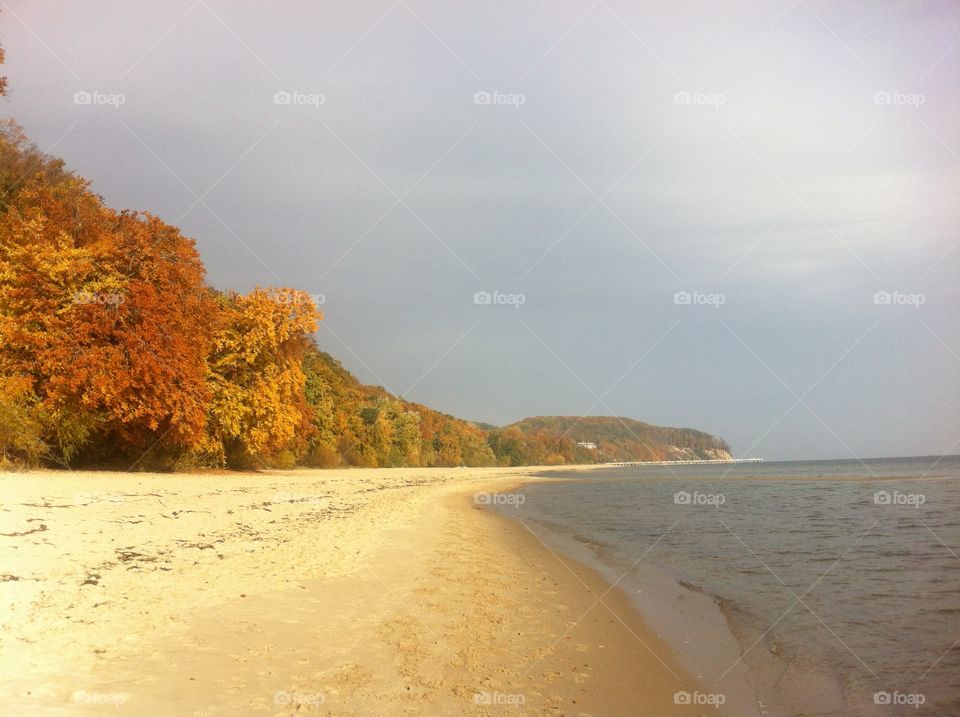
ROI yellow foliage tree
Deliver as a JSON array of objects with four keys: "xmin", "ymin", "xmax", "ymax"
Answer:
[{"xmin": 202, "ymin": 288, "xmax": 322, "ymax": 467}]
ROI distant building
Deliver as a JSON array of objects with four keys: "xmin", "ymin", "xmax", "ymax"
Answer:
[{"xmin": 576, "ymin": 441, "xmax": 597, "ymax": 450}]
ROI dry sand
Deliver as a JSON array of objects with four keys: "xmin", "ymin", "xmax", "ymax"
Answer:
[{"xmin": 1, "ymin": 466, "xmax": 717, "ymax": 716}]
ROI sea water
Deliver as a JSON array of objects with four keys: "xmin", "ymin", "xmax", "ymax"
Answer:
[{"xmin": 499, "ymin": 456, "xmax": 960, "ymax": 716}]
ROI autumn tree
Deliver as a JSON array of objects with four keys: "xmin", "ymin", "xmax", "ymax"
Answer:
[
  {"xmin": 0, "ymin": 374, "xmax": 45, "ymax": 467},
  {"xmin": 1, "ymin": 36, "xmax": 7, "ymax": 97},
  {"xmin": 0, "ymin": 126, "xmax": 215, "ymax": 465},
  {"xmin": 0, "ymin": 121, "xmax": 69, "ymax": 214},
  {"xmin": 202, "ymin": 288, "xmax": 321, "ymax": 468},
  {"xmin": 0, "ymin": 116, "xmax": 735, "ymax": 471}
]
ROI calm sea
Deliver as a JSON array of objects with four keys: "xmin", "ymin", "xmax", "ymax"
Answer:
[{"xmin": 501, "ymin": 456, "xmax": 960, "ymax": 717}]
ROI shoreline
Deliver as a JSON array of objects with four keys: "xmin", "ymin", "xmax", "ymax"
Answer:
[
  {"xmin": 0, "ymin": 466, "xmax": 710, "ymax": 715},
  {"xmin": 505, "ymin": 508, "xmax": 846, "ymax": 717},
  {"xmin": 505, "ymin": 469, "xmax": 960, "ymax": 717}
]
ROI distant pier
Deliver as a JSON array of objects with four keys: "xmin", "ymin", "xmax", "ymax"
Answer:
[{"xmin": 606, "ymin": 458, "xmax": 764, "ymax": 467}]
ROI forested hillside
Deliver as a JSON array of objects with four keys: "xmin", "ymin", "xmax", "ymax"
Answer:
[
  {"xmin": 489, "ymin": 416, "xmax": 732, "ymax": 465},
  {"xmin": 0, "ymin": 119, "xmax": 730, "ymax": 471}
]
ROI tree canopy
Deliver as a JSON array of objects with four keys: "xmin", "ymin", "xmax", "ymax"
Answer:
[{"xmin": 0, "ymin": 121, "xmax": 730, "ymax": 470}]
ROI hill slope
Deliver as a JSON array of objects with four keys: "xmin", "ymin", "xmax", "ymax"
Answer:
[
  {"xmin": 485, "ymin": 415, "xmax": 731, "ymax": 466},
  {"xmin": 298, "ymin": 348, "xmax": 733, "ymax": 468},
  {"xmin": 0, "ymin": 120, "xmax": 731, "ymax": 471}
]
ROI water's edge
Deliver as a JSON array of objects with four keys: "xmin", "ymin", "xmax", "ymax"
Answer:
[
  {"xmin": 493, "ymin": 462, "xmax": 960, "ymax": 717},
  {"xmin": 510, "ymin": 510, "xmax": 773, "ymax": 716}
]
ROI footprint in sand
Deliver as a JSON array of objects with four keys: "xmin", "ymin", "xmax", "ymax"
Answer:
[
  {"xmin": 314, "ymin": 662, "xmax": 372, "ymax": 698},
  {"xmin": 543, "ymin": 670, "xmax": 564, "ymax": 684}
]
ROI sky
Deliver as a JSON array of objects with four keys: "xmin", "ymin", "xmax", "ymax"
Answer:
[{"xmin": 2, "ymin": 0, "xmax": 958, "ymax": 460}]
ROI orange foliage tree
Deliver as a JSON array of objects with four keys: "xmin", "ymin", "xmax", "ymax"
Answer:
[{"xmin": 0, "ymin": 126, "xmax": 214, "ymax": 464}]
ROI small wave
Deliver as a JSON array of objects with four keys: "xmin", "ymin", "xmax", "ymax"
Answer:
[
  {"xmin": 676, "ymin": 578, "xmax": 711, "ymax": 596},
  {"xmin": 919, "ymin": 606, "xmax": 960, "ymax": 616},
  {"xmin": 570, "ymin": 531, "xmax": 608, "ymax": 551}
]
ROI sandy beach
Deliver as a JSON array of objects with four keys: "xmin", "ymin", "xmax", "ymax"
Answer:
[{"xmin": 0, "ymin": 466, "xmax": 710, "ymax": 716}]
